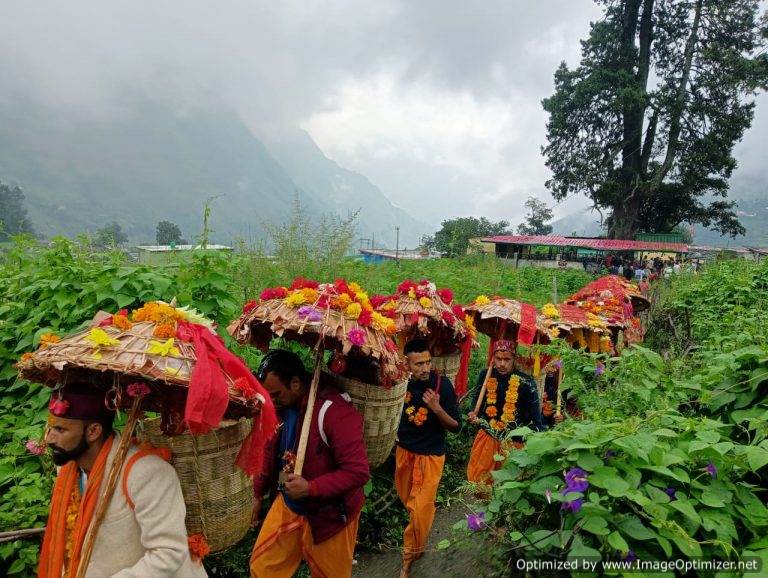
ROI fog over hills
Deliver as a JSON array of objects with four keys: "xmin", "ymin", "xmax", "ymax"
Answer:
[{"xmin": 0, "ymin": 98, "xmax": 427, "ymax": 247}]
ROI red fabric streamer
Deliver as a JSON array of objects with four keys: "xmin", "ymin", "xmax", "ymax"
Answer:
[
  {"xmin": 176, "ymin": 321, "xmax": 278, "ymax": 477},
  {"xmin": 454, "ymin": 337, "xmax": 472, "ymax": 397},
  {"xmin": 517, "ymin": 303, "xmax": 537, "ymax": 346}
]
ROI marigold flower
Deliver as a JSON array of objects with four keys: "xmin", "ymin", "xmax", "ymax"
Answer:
[
  {"xmin": 541, "ymin": 303, "xmax": 560, "ymax": 319},
  {"xmin": 475, "ymin": 295, "xmax": 491, "ymax": 306},
  {"xmin": 333, "ymin": 293, "xmax": 353, "ymax": 309},
  {"xmin": 188, "ymin": 534, "xmax": 210, "ymax": 562},
  {"xmin": 112, "ymin": 314, "xmax": 133, "ymax": 331},
  {"xmin": 284, "ymin": 291, "xmax": 307, "ymax": 307},
  {"xmin": 419, "ymin": 297, "xmax": 433, "ymax": 308},
  {"xmin": 407, "ymin": 287, "xmax": 416, "ymax": 299},
  {"xmin": 153, "ymin": 323, "xmax": 176, "ymax": 339},
  {"xmin": 39, "ymin": 333, "xmax": 61, "ymax": 348},
  {"xmin": 345, "ymin": 302, "xmax": 362, "ymax": 320}
]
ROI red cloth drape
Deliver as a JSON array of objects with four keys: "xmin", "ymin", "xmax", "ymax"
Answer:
[
  {"xmin": 453, "ymin": 337, "xmax": 472, "ymax": 397},
  {"xmin": 176, "ymin": 321, "xmax": 278, "ymax": 477},
  {"xmin": 517, "ymin": 303, "xmax": 537, "ymax": 346}
]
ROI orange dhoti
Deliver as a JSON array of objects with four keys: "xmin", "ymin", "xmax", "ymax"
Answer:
[
  {"xmin": 466, "ymin": 429, "xmax": 503, "ymax": 484},
  {"xmin": 467, "ymin": 430, "xmax": 524, "ymax": 484},
  {"xmin": 249, "ymin": 494, "xmax": 360, "ymax": 578},
  {"xmin": 394, "ymin": 446, "xmax": 445, "ymax": 564}
]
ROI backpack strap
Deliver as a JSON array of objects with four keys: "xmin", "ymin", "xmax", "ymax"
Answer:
[{"xmin": 121, "ymin": 445, "xmax": 172, "ymax": 510}]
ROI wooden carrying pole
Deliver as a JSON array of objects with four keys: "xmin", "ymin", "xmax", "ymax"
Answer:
[
  {"xmin": 75, "ymin": 395, "xmax": 144, "ymax": 578},
  {"xmin": 472, "ymin": 356, "xmax": 495, "ymax": 415},
  {"xmin": 293, "ymin": 339, "xmax": 324, "ymax": 477},
  {"xmin": 554, "ymin": 364, "xmax": 564, "ymax": 419}
]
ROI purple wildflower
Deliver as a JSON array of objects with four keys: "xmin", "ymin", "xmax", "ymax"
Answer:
[
  {"xmin": 664, "ymin": 487, "xmax": 677, "ymax": 501},
  {"xmin": 466, "ymin": 511, "xmax": 486, "ymax": 532},
  {"xmin": 623, "ymin": 550, "xmax": 637, "ymax": 563},
  {"xmin": 561, "ymin": 498, "xmax": 583, "ymax": 513},
  {"xmin": 297, "ymin": 306, "xmax": 323, "ymax": 323},
  {"xmin": 563, "ymin": 467, "xmax": 589, "ymax": 493},
  {"xmin": 603, "ymin": 449, "xmax": 616, "ymax": 460},
  {"xmin": 706, "ymin": 462, "xmax": 717, "ymax": 479},
  {"xmin": 595, "ymin": 363, "xmax": 605, "ymax": 377}
]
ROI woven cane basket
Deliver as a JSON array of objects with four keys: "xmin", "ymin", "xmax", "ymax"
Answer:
[
  {"xmin": 432, "ymin": 352, "xmax": 461, "ymax": 384},
  {"xmin": 140, "ymin": 418, "xmax": 254, "ymax": 553},
  {"xmin": 325, "ymin": 373, "xmax": 407, "ymax": 468}
]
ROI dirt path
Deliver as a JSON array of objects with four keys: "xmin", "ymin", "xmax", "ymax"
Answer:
[{"xmin": 352, "ymin": 500, "xmax": 489, "ymax": 578}]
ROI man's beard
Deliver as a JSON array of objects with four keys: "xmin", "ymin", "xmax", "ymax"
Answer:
[{"xmin": 49, "ymin": 433, "xmax": 90, "ymax": 466}]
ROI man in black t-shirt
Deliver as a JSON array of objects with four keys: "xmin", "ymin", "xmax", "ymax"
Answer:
[{"xmin": 395, "ymin": 339, "xmax": 461, "ymax": 578}]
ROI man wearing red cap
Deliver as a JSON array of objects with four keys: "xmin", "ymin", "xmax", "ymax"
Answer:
[
  {"xmin": 466, "ymin": 340, "xmax": 544, "ymax": 485},
  {"xmin": 38, "ymin": 383, "xmax": 206, "ymax": 578}
]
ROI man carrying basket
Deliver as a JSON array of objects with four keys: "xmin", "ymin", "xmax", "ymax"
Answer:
[
  {"xmin": 249, "ymin": 349, "xmax": 369, "ymax": 578},
  {"xmin": 466, "ymin": 340, "xmax": 545, "ymax": 485},
  {"xmin": 395, "ymin": 339, "xmax": 462, "ymax": 578},
  {"xmin": 38, "ymin": 383, "xmax": 206, "ymax": 578}
]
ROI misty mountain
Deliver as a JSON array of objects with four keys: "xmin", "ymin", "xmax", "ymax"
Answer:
[
  {"xmin": 0, "ymin": 98, "xmax": 427, "ymax": 247},
  {"xmin": 262, "ymin": 128, "xmax": 428, "ymax": 248}
]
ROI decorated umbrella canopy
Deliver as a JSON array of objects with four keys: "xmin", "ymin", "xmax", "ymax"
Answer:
[
  {"xmin": 228, "ymin": 277, "xmax": 409, "ymax": 471},
  {"xmin": 463, "ymin": 296, "xmax": 552, "ymax": 345},
  {"xmin": 565, "ymin": 275, "xmax": 650, "ymax": 316},
  {"xmin": 227, "ymin": 278, "xmax": 406, "ymax": 384},
  {"xmin": 372, "ymin": 279, "xmax": 470, "ymax": 354},
  {"xmin": 539, "ymin": 302, "xmax": 615, "ymax": 354},
  {"xmin": 372, "ymin": 279, "xmax": 475, "ymax": 395},
  {"xmin": 462, "ymin": 295, "xmax": 552, "ymax": 411},
  {"xmin": 17, "ymin": 303, "xmax": 274, "ymax": 432}
]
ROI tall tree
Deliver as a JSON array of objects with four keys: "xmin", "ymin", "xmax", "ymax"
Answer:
[
  {"xmin": 156, "ymin": 220, "xmax": 183, "ymax": 245},
  {"xmin": 423, "ymin": 216, "xmax": 511, "ymax": 257},
  {"xmin": 0, "ymin": 181, "xmax": 35, "ymax": 240},
  {"xmin": 517, "ymin": 196, "xmax": 554, "ymax": 235},
  {"xmin": 543, "ymin": 0, "xmax": 768, "ymax": 239},
  {"xmin": 95, "ymin": 221, "xmax": 128, "ymax": 247}
]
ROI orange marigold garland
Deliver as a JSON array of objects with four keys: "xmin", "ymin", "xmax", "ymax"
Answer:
[
  {"xmin": 39, "ymin": 333, "xmax": 61, "ymax": 348},
  {"xmin": 64, "ymin": 484, "xmax": 81, "ymax": 571},
  {"xmin": 484, "ymin": 375, "xmax": 521, "ymax": 431}
]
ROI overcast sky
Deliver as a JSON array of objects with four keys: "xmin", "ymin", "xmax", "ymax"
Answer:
[{"xmin": 0, "ymin": 0, "xmax": 765, "ymax": 227}]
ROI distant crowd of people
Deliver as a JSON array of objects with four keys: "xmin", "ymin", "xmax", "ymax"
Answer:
[{"xmin": 582, "ymin": 254, "xmax": 701, "ymax": 292}]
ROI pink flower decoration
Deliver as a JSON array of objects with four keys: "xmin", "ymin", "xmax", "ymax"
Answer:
[
  {"xmin": 49, "ymin": 399, "xmax": 70, "ymax": 417},
  {"xmin": 347, "ymin": 328, "xmax": 367, "ymax": 347},
  {"xmin": 25, "ymin": 439, "xmax": 45, "ymax": 456},
  {"xmin": 127, "ymin": 382, "xmax": 151, "ymax": 397}
]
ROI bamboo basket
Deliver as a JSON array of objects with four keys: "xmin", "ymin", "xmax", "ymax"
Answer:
[
  {"xmin": 324, "ymin": 372, "xmax": 407, "ymax": 468},
  {"xmin": 140, "ymin": 417, "xmax": 254, "ymax": 553},
  {"xmin": 432, "ymin": 352, "xmax": 461, "ymax": 384}
]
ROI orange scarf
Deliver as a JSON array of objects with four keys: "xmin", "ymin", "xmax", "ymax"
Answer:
[{"xmin": 38, "ymin": 435, "xmax": 115, "ymax": 578}]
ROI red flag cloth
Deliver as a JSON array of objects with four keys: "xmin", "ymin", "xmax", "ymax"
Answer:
[
  {"xmin": 454, "ymin": 337, "xmax": 472, "ymax": 397},
  {"xmin": 517, "ymin": 303, "xmax": 537, "ymax": 346},
  {"xmin": 176, "ymin": 321, "xmax": 278, "ymax": 477}
]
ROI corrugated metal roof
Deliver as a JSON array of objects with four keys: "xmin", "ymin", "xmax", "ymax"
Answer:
[
  {"xmin": 135, "ymin": 244, "xmax": 232, "ymax": 252},
  {"xmin": 481, "ymin": 235, "xmax": 688, "ymax": 253}
]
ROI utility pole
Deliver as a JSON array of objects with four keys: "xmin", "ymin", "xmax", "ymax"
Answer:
[{"xmin": 395, "ymin": 226, "xmax": 400, "ymax": 260}]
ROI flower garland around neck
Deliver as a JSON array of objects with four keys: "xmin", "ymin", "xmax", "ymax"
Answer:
[
  {"xmin": 403, "ymin": 391, "xmax": 428, "ymax": 426},
  {"xmin": 485, "ymin": 373, "xmax": 521, "ymax": 431},
  {"xmin": 64, "ymin": 482, "xmax": 82, "ymax": 571}
]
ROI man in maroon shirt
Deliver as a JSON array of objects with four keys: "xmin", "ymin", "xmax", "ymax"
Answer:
[{"xmin": 249, "ymin": 349, "xmax": 370, "ymax": 578}]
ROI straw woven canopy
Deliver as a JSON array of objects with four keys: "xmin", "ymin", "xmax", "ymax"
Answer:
[
  {"xmin": 227, "ymin": 280, "xmax": 407, "ymax": 382},
  {"xmin": 540, "ymin": 303, "xmax": 611, "ymax": 336},
  {"xmin": 566, "ymin": 275, "xmax": 650, "ymax": 314},
  {"xmin": 374, "ymin": 280, "xmax": 471, "ymax": 353},
  {"xmin": 463, "ymin": 297, "xmax": 551, "ymax": 342},
  {"xmin": 17, "ymin": 308, "xmax": 256, "ymax": 418}
]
